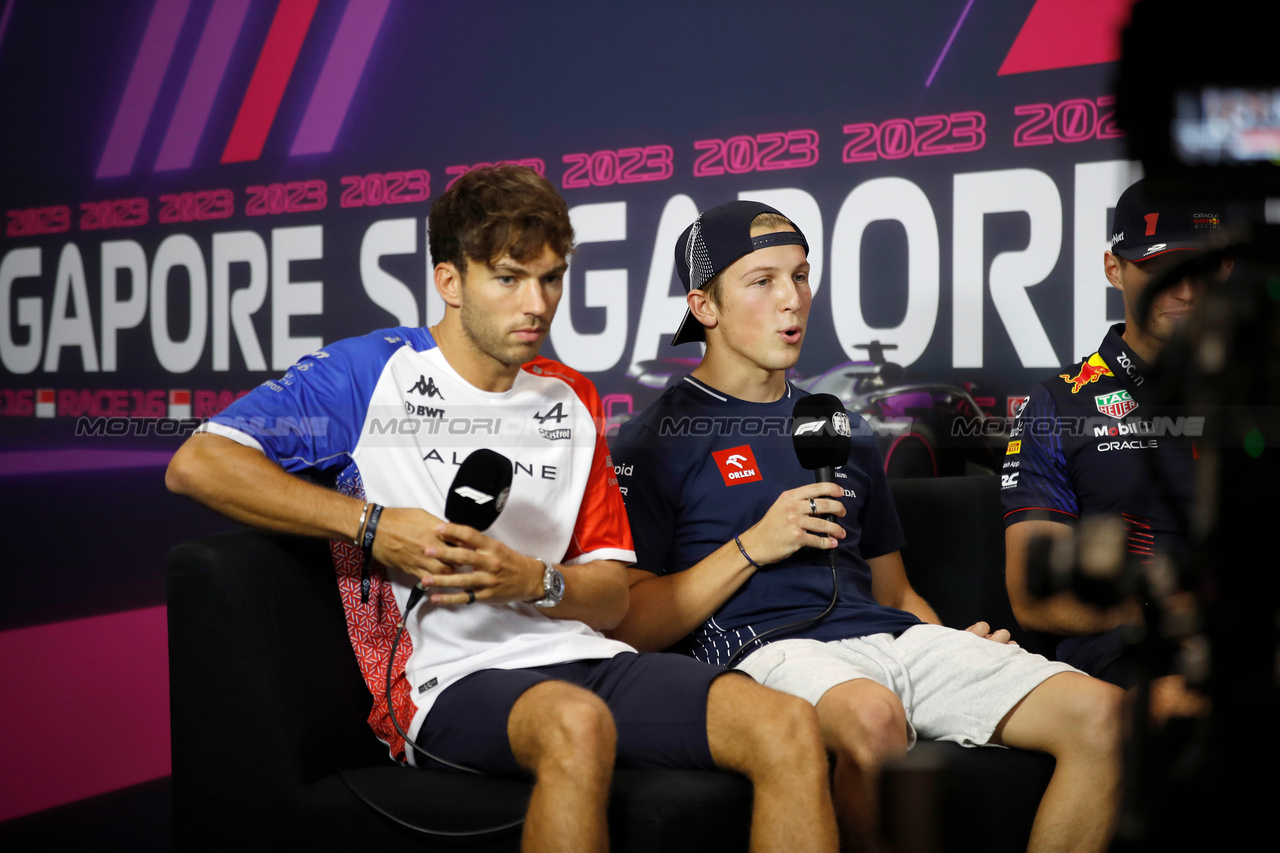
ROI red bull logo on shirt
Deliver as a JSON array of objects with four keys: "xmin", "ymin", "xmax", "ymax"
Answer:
[{"xmin": 1060, "ymin": 353, "xmax": 1114, "ymax": 394}]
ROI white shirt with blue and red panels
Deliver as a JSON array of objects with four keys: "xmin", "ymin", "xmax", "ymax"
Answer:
[{"xmin": 205, "ymin": 326, "xmax": 636, "ymax": 762}]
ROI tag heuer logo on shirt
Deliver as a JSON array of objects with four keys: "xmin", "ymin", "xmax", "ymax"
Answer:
[
  {"xmin": 712, "ymin": 445, "xmax": 763, "ymax": 487},
  {"xmin": 1095, "ymin": 390, "xmax": 1138, "ymax": 419}
]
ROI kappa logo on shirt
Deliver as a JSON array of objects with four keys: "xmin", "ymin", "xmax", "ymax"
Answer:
[
  {"xmin": 406, "ymin": 375, "xmax": 444, "ymax": 399},
  {"xmin": 712, "ymin": 445, "xmax": 763, "ymax": 486}
]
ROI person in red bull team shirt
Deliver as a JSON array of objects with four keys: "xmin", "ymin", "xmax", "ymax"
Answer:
[
  {"xmin": 610, "ymin": 199, "xmax": 1124, "ymax": 852},
  {"xmin": 1003, "ymin": 178, "xmax": 1233, "ymax": 714}
]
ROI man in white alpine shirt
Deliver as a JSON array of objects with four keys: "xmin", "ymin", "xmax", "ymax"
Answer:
[{"xmin": 167, "ymin": 166, "xmax": 837, "ymax": 852}]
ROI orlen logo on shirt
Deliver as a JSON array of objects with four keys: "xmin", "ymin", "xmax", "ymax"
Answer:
[{"xmin": 712, "ymin": 445, "xmax": 763, "ymax": 487}]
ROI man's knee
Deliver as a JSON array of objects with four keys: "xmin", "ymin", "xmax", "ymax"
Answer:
[
  {"xmin": 1017, "ymin": 673, "xmax": 1124, "ymax": 759},
  {"xmin": 758, "ymin": 690, "xmax": 824, "ymax": 756},
  {"xmin": 819, "ymin": 683, "xmax": 909, "ymax": 768},
  {"xmin": 1073, "ymin": 678, "xmax": 1124, "ymax": 755},
  {"xmin": 510, "ymin": 682, "xmax": 616, "ymax": 774},
  {"xmin": 708, "ymin": 675, "xmax": 826, "ymax": 776}
]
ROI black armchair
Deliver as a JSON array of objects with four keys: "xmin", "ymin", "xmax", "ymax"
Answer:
[
  {"xmin": 168, "ymin": 474, "xmax": 1054, "ymax": 852},
  {"xmin": 882, "ymin": 474, "xmax": 1057, "ymax": 853},
  {"xmin": 167, "ymin": 530, "xmax": 751, "ymax": 852}
]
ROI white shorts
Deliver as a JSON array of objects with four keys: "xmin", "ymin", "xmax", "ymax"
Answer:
[{"xmin": 735, "ymin": 624, "xmax": 1079, "ymax": 749}]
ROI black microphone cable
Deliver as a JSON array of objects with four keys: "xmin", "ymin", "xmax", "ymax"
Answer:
[
  {"xmin": 725, "ymin": 560, "xmax": 838, "ymax": 669},
  {"xmin": 727, "ymin": 392, "xmax": 851, "ymax": 668},
  {"xmin": 339, "ymin": 588, "xmax": 526, "ymax": 839},
  {"xmin": 342, "ymin": 448, "xmax": 524, "ymax": 838},
  {"xmin": 385, "ymin": 592, "xmax": 487, "ymax": 776},
  {"xmin": 381, "ymin": 447, "xmax": 516, "ymax": 776}
]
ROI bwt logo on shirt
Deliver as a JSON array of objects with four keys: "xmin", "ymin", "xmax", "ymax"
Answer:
[{"xmin": 712, "ymin": 445, "xmax": 763, "ymax": 487}]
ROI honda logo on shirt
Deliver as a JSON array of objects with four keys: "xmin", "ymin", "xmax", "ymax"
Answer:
[{"xmin": 712, "ymin": 445, "xmax": 763, "ymax": 487}]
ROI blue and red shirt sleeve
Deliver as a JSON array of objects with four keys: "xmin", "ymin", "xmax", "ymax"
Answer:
[
  {"xmin": 566, "ymin": 384, "xmax": 635, "ymax": 564},
  {"xmin": 206, "ymin": 328, "xmax": 414, "ymax": 473},
  {"xmin": 521, "ymin": 357, "xmax": 635, "ymax": 564},
  {"xmin": 1001, "ymin": 384, "xmax": 1079, "ymax": 526}
]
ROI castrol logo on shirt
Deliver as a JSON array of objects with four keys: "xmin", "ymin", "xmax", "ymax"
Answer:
[{"xmin": 713, "ymin": 445, "xmax": 764, "ymax": 487}]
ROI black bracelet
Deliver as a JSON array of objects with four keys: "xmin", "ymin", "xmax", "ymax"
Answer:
[
  {"xmin": 361, "ymin": 503, "xmax": 384, "ymax": 563},
  {"xmin": 734, "ymin": 534, "xmax": 762, "ymax": 570}
]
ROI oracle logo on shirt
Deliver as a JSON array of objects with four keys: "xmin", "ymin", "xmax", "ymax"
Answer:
[{"xmin": 712, "ymin": 444, "xmax": 763, "ymax": 486}]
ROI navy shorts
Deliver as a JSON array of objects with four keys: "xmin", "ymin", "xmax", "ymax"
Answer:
[
  {"xmin": 1058, "ymin": 627, "xmax": 1135, "ymax": 688},
  {"xmin": 415, "ymin": 652, "xmax": 732, "ymax": 776}
]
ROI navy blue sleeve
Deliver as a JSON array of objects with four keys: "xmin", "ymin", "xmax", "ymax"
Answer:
[
  {"xmin": 852, "ymin": 429, "xmax": 906, "ymax": 560},
  {"xmin": 209, "ymin": 328, "xmax": 412, "ymax": 473},
  {"xmin": 1001, "ymin": 384, "xmax": 1079, "ymax": 525},
  {"xmin": 610, "ymin": 420, "xmax": 679, "ymax": 576}
]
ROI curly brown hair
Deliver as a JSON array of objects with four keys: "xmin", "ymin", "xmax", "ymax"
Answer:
[{"xmin": 428, "ymin": 165, "xmax": 575, "ymax": 273}]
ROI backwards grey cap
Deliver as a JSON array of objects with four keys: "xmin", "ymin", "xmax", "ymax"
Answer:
[{"xmin": 671, "ymin": 200, "xmax": 808, "ymax": 345}]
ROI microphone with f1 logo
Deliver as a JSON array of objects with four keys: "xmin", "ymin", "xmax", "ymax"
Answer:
[
  {"xmin": 723, "ymin": 394, "xmax": 854, "ymax": 668},
  {"xmin": 405, "ymin": 448, "xmax": 514, "ymax": 611},
  {"xmin": 792, "ymin": 393, "xmax": 853, "ymax": 570},
  {"xmin": 444, "ymin": 448, "xmax": 513, "ymax": 531}
]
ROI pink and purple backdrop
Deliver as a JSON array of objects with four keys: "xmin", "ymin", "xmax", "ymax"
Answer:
[{"xmin": 0, "ymin": 0, "xmax": 1143, "ymax": 820}]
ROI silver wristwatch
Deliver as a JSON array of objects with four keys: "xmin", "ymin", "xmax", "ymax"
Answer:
[{"xmin": 533, "ymin": 560, "xmax": 565, "ymax": 608}]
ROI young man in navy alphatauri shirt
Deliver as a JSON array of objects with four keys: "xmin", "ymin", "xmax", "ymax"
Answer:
[{"xmin": 608, "ymin": 200, "xmax": 1124, "ymax": 852}]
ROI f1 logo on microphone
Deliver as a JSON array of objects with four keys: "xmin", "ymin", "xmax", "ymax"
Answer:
[
  {"xmin": 454, "ymin": 486, "xmax": 494, "ymax": 504},
  {"xmin": 713, "ymin": 445, "xmax": 763, "ymax": 487}
]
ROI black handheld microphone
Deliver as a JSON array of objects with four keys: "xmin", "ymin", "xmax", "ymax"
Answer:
[
  {"xmin": 723, "ymin": 395, "xmax": 853, "ymax": 668},
  {"xmin": 386, "ymin": 448, "xmax": 518, "ymax": 782},
  {"xmin": 443, "ymin": 448, "xmax": 513, "ymax": 532},
  {"xmin": 405, "ymin": 449, "xmax": 514, "ymax": 611},
  {"xmin": 792, "ymin": 393, "xmax": 853, "ymax": 569}
]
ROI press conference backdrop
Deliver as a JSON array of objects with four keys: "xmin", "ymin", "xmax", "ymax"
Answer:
[{"xmin": 0, "ymin": 0, "xmax": 1140, "ymax": 820}]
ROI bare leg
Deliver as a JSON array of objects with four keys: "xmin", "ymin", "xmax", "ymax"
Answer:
[
  {"xmin": 815, "ymin": 679, "xmax": 910, "ymax": 852},
  {"xmin": 706, "ymin": 673, "xmax": 839, "ymax": 853},
  {"xmin": 992, "ymin": 672, "xmax": 1124, "ymax": 853},
  {"xmin": 508, "ymin": 680, "xmax": 616, "ymax": 853}
]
